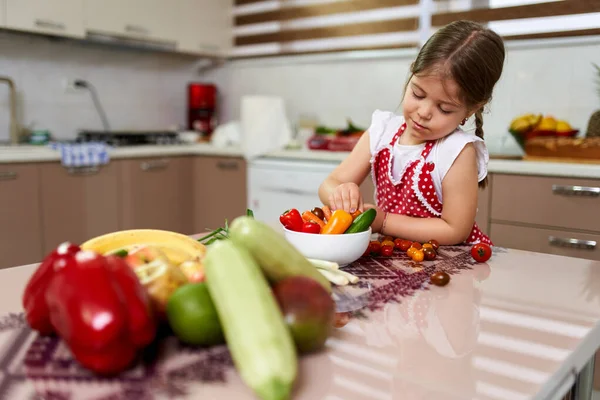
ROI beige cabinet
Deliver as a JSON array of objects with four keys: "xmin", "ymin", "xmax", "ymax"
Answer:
[
  {"xmin": 0, "ymin": 164, "xmax": 43, "ymax": 269},
  {"xmin": 84, "ymin": 0, "xmax": 177, "ymax": 44},
  {"xmin": 176, "ymin": 0, "xmax": 233, "ymax": 56},
  {"xmin": 476, "ymin": 184, "xmax": 490, "ymax": 235},
  {"xmin": 119, "ymin": 157, "xmax": 193, "ymax": 234},
  {"xmin": 5, "ymin": 0, "xmax": 85, "ymax": 38},
  {"xmin": 39, "ymin": 163, "xmax": 120, "ymax": 253},
  {"xmin": 193, "ymin": 156, "xmax": 247, "ymax": 233},
  {"xmin": 490, "ymin": 174, "xmax": 600, "ymax": 261},
  {"xmin": 0, "ymin": 2, "xmax": 5, "ymax": 26}
]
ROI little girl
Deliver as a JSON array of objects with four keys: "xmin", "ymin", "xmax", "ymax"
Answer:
[{"xmin": 319, "ymin": 20, "xmax": 505, "ymax": 246}]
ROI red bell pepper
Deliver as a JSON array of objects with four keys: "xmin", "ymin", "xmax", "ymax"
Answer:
[
  {"xmin": 22, "ymin": 242, "xmax": 80, "ymax": 335},
  {"xmin": 279, "ymin": 208, "xmax": 303, "ymax": 231},
  {"xmin": 301, "ymin": 221, "xmax": 321, "ymax": 234},
  {"xmin": 23, "ymin": 245, "xmax": 157, "ymax": 375}
]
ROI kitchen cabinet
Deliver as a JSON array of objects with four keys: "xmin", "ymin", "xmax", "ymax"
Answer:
[
  {"xmin": 5, "ymin": 0, "xmax": 84, "ymax": 38},
  {"xmin": 0, "ymin": 1, "xmax": 5, "ymax": 26},
  {"xmin": 0, "ymin": 164, "xmax": 43, "ymax": 269},
  {"xmin": 84, "ymin": 0, "xmax": 177, "ymax": 44},
  {"xmin": 39, "ymin": 162, "xmax": 120, "ymax": 254},
  {"xmin": 489, "ymin": 173, "xmax": 600, "ymax": 261},
  {"xmin": 476, "ymin": 185, "xmax": 490, "ymax": 235},
  {"xmin": 176, "ymin": 0, "xmax": 233, "ymax": 56},
  {"xmin": 120, "ymin": 156, "xmax": 193, "ymax": 234},
  {"xmin": 193, "ymin": 156, "xmax": 247, "ymax": 233}
]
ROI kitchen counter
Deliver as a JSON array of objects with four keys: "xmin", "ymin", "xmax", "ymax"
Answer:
[
  {"xmin": 2, "ymin": 143, "xmax": 600, "ymax": 180},
  {"xmin": 0, "ymin": 143, "xmax": 244, "ymax": 163},
  {"xmin": 0, "ymin": 244, "xmax": 599, "ymax": 399},
  {"xmin": 265, "ymin": 149, "xmax": 600, "ymax": 179}
]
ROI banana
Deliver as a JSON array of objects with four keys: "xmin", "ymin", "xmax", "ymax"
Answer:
[{"xmin": 81, "ymin": 229, "xmax": 206, "ymax": 266}]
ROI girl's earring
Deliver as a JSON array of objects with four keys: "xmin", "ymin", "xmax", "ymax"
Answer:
[{"xmin": 461, "ymin": 118, "xmax": 467, "ymax": 126}]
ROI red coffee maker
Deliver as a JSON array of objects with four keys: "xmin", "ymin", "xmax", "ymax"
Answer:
[{"xmin": 187, "ymin": 83, "xmax": 217, "ymax": 140}]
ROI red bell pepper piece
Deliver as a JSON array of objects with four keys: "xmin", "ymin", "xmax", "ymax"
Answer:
[
  {"xmin": 45, "ymin": 251, "xmax": 156, "ymax": 375},
  {"xmin": 279, "ymin": 208, "xmax": 303, "ymax": 231},
  {"xmin": 22, "ymin": 242, "xmax": 80, "ymax": 335},
  {"xmin": 301, "ymin": 221, "xmax": 321, "ymax": 234},
  {"xmin": 23, "ymin": 245, "xmax": 157, "ymax": 376}
]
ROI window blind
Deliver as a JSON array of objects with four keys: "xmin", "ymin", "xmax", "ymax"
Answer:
[{"xmin": 233, "ymin": 0, "xmax": 600, "ymax": 58}]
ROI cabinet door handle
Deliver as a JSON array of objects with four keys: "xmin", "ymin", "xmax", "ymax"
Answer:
[
  {"xmin": 0, "ymin": 171, "xmax": 17, "ymax": 180},
  {"xmin": 548, "ymin": 236, "xmax": 596, "ymax": 250},
  {"xmin": 35, "ymin": 19, "xmax": 66, "ymax": 31},
  {"xmin": 67, "ymin": 166, "xmax": 99, "ymax": 176},
  {"xmin": 141, "ymin": 159, "xmax": 169, "ymax": 171},
  {"xmin": 216, "ymin": 160, "xmax": 239, "ymax": 170},
  {"xmin": 125, "ymin": 24, "xmax": 149, "ymax": 35},
  {"xmin": 552, "ymin": 185, "xmax": 600, "ymax": 197}
]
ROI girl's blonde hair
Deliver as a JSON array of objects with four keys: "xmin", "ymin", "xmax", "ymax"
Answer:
[{"xmin": 407, "ymin": 20, "xmax": 505, "ymax": 188}]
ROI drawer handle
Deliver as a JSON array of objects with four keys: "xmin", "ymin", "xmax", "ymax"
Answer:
[
  {"xmin": 67, "ymin": 166, "xmax": 99, "ymax": 176},
  {"xmin": 141, "ymin": 160, "xmax": 169, "ymax": 171},
  {"xmin": 125, "ymin": 24, "xmax": 149, "ymax": 35},
  {"xmin": 548, "ymin": 236, "xmax": 596, "ymax": 250},
  {"xmin": 0, "ymin": 171, "xmax": 17, "ymax": 180},
  {"xmin": 35, "ymin": 19, "xmax": 66, "ymax": 31},
  {"xmin": 217, "ymin": 161, "xmax": 239, "ymax": 170},
  {"xmin": 552, "ymin": 185, "xmax": 600, "ymax": 197}
]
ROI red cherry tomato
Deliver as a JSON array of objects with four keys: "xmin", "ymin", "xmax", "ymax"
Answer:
[
  {"xmin": 381, "ymin": 245, "xmax": 394, "ymax": 257},
  {"xmin": 471, "ymin": 243, "xmax": 492, "ymax": 263}
]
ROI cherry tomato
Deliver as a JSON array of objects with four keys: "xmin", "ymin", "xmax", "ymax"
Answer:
[
  {"xmin": 427, "ymin": 240, "xmax": 440, "ymax": 251},
  {"xmin": 311, "ymin": 207, "xmax": 325, "ymax": 220},
  {"xmin": 411, "ymin": 242, "xmax": 422, "ymax": 250},
  {"xmin": 369, "ymin": 241, "xmax": 381, "ymax": 256},
  {"xmin": 407, "ymin": 247, "xmax": 417, "ymax": 258},
  {"xmin": 430, "ymin": 271, "xmax": 450, "ymax": 286},
  {"xmin": 411, "ymin": 249, "xmax": 425, "ymax": 262},
  {"xmin": 381, "ymin": 245, "xmax": 394, "ymax": 257},
  {"xmin": 423, "ymin": 247, "xmax": 436, "ymax": 261},
  {"xmin": 381, "ymin": 240, "xmax": 395, "ymax": 249},
  {"xmin": 422, "ymin": 243, "xmax": 434, "ymax": 250},
  {"xmin": 471, "ymin": 243, "xmax": 492, "ymax": 262},
  {"xmin": 398, "ymin": 240, "xmax": 412, "ymax": 251},
  {"xmin": 382, "ymin": 235, "xmax": 393, "ymax": 243}
]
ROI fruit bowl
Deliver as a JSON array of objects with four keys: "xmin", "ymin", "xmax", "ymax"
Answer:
[{"xmin": 283, "ymin": 227, "xmax": 372, "ymax": 266}]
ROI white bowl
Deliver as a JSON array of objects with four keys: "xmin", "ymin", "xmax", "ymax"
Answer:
[{"xmin": 283, "ymin": 227, "xmax": 372, "ymax": 266}]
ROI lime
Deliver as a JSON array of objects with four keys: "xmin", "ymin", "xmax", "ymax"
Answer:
[{"xmin": 166, "ymin": 282, "xmax": 225, "ymax": 346}]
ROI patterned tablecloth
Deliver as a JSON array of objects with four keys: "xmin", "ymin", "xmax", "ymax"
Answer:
[{"xmin": 0, "ymin": 245, "xmax": 492, "ymax": 400}]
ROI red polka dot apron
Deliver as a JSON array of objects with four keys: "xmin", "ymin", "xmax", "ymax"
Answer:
[{"xmin": 371, "ymin": 123, "xmax": 492, "ymax": 246}]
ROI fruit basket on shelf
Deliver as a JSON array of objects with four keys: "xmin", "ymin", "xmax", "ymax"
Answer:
[{"xmin": 507, "ymin": 113, "xmax": 600, "ymax": 163}]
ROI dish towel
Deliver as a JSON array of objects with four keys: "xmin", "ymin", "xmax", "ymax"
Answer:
[{"xmin": 48, "ymin": 142, "xmax": 111, "ymax": 168}]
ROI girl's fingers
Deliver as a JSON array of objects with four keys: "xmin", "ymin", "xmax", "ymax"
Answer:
[
  {"xmin": 341, "ymin": 189, "xmax": 352, "ymax": 212},
  {"xmin": 349, "ymin": 190, "xmax": 361, "ymax": 213}
]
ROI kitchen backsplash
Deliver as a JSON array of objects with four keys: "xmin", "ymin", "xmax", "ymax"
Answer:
[
  {"xmin": 0, "ymin": 31, "xmax": 201, "ymax": 141},
  {"xmin": 205, "ymin": 38, "xmax": 600, "ymax": 155}
]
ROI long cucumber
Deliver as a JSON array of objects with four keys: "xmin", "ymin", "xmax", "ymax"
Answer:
[
  {"xmin": 204, "ymin": 239, "xmax": 297, "ymax": 400},
  {"xmin": 229, "ymin": 216, "xmax": 332, "ymax": 292}
]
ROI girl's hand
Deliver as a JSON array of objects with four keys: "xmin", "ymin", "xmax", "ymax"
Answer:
[{"xmin": 329, "ymin": 182, "xmax": 363, "ymax": 213}]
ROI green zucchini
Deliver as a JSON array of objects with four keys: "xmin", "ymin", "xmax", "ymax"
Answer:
[
  {"xmin": 204, "ymin": 240, "xmax": 297, "ymax": 400},
  {"xmin": 229, "ymin": 217, "xmax": 332, "ymax": 293},
  {"xmin": 345, "ymin": 208, "xmax": 377, "ymax": 234}
]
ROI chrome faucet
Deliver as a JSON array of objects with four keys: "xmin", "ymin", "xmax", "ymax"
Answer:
[{"xmin": 0, "ymin": 76, "xmax": 21, "ymax": 144}]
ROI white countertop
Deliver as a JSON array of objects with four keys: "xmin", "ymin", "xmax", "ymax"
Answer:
[
  {"xmin": 265, "ymin": 149, "xmax": 600, "ymax": 180},
  {"xmin": 0, "ymin": 143, "xmax": 244, "ymax": 163},
  {"xmin": 2, "ymin": 144, "xmax": 600, "ymax": 180},
  {"xmin": 1, "ymin": 245, "xmax": 600, "ymax": 399}
]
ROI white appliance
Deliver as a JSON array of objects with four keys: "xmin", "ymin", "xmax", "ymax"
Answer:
[{"xmin": 247, "ymin": 158, "xmax": 339, "ymax": 226}]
